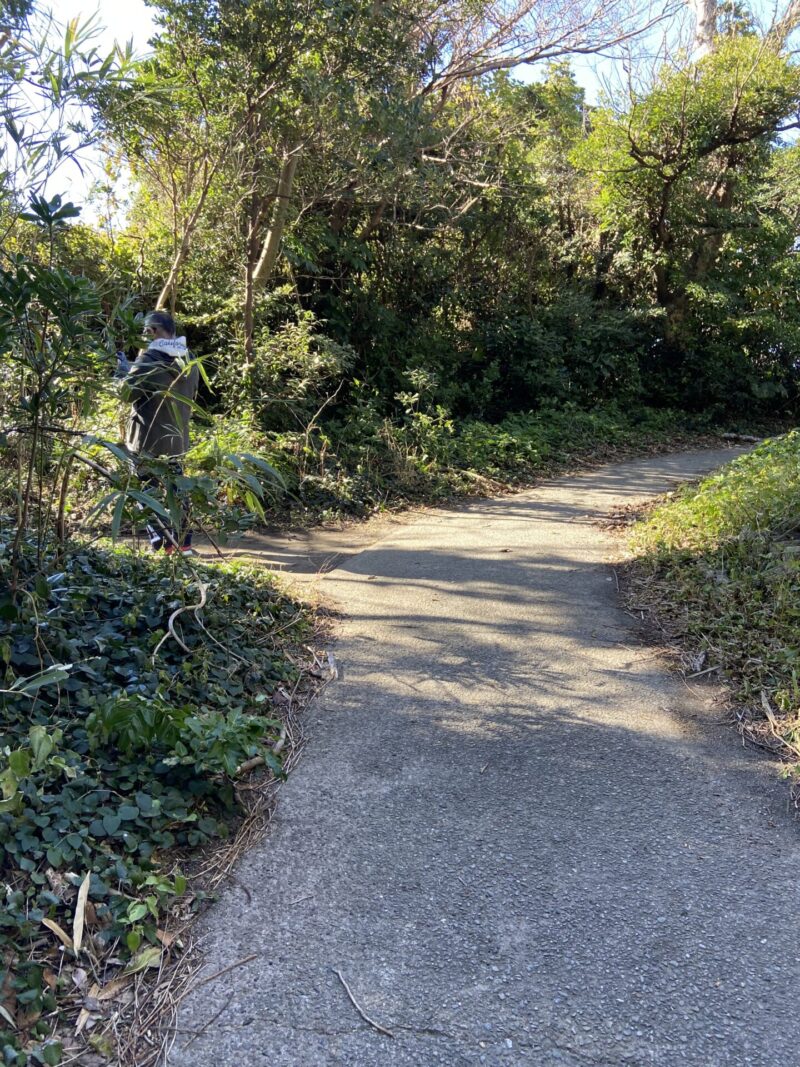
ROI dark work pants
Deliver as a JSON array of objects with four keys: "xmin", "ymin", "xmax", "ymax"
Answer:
[{"xmin": 138, "ymin": 461, "xmax": 192, "ymax": 551}]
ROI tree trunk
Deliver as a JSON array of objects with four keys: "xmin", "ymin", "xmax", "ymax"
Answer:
[
  {"xmin": 690, "ymin": 0, "xmax": 718, "ymax": 58},
  {"xmin": 686, "ymin": 170, "xmax": 737, "ymax": 283},
  {"xmin": 251, "ymin": 146, "xmax": 301, "ymax": 291},
  {"xmin": 156, "ymin": 163, "xmax": 215, "ymax": 311},
  {"xmin": 329, "ymin": 179, "xmax": 359, "ymax": 235},
  {"xmin": 358, "ymin": 197, "xmax": 388, "ymax": 243},
  {"xmin": 243, "ymin": 193, "xmax": 261, "ymax": 368},
  {"xmin": 592, "ymin": 232, "xmax": 615, "ymax": 300}
]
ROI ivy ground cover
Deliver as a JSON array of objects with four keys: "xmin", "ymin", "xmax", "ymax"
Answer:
[{"xmin": 0, "ymin": 540, "xmax": 312, "ymax": 1065}]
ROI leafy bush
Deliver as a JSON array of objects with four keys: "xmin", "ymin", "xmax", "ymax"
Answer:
[
  {"xmin": 215, "ymin": 308, "xmax": 356, "ymax": 432},
  {"xmin": 477, "ymin": 298, "xmax": 645, "ymax": 417}
]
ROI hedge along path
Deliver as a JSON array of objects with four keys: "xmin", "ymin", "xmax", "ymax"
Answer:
[{"xmin": 170, "ymin": 447, "xmax": 800, "ymax": 1067}]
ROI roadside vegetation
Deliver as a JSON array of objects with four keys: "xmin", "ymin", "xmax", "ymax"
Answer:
[
  {"xmin": 625, "ymin": 433, "xmax": 800, "ymax": 782},
  {"xmin": 0, "ymin": 544, "xmax": 314, "ymax": 1066},
  {"xmin": 172, "ymin": 403, "xmax": 756, "ymax": 525},
  {"xmin": 4, "ymin": 0, "xmax": 800, "ymax": 1061}
]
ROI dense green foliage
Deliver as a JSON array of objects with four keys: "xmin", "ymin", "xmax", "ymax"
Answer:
[
  {"xmin": 4, "ymin": 0, "xmax": 800, "ymax": 1059},
  {"xmin": 0, "ymin": 539, "xmax": 308, "ymax": 1064},
  {"xmin": 628, "ymin": 433, "xmax": 800, "ymax": 760},
  {"xmin": 212, "ymin": 400, "xmax": 732, "ymax": 522},
  {"xmin": 83, "ymin": 6, "xmax": 800, "ymax": 432}
]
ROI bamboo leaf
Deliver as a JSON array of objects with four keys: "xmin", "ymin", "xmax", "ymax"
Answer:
[
  {"xmin": 110, "ymin": 492, "xmax": 126, "ymax": 540},
  {"xmin": 72, "ymin": 872, "xmax": 91, "ymax": 955},
  {"xmin": 42, "ymin": 917, "xmax": 74, "ymax": 952},
  {"xmin": 6, "ymin": 664, "xmax": 72, "ymax": 695},
  {"xmin": 128, "ymin": 489, "xmax": 172, "ymax": 520}
]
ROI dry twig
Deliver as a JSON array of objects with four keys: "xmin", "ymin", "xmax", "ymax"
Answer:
[
  {"xmin": 686, "ymin": 663, "xmax": 720, "ymax": 679},
  {"xmin": 333, "ymin": 969, "xmax": 394, "ymax": 1038},
  {"xmin": 152, "ymin": 582, "xmax": 209, "ymax": 660},
  {"xmin": 179, "ymin": 953, "xmax": 259, "ymax": 998}
]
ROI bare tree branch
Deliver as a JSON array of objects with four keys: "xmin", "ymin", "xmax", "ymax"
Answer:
[
  {"xmin": 418, "ymin": 0, "xmax": 683, "ymax": 95},
  {"xmin": 770, "ymin": 0, "xmax": 800, "ymax": 47}
]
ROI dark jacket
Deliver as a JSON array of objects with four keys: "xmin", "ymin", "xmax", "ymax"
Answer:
[{"xmin": 122, "ymin": 342, "xmax": 199, "ymax": 458}]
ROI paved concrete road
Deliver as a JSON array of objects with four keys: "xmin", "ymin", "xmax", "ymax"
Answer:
[{"xmin": 170, "ymin": 449, "xmax": 800, "ymax": 1067}]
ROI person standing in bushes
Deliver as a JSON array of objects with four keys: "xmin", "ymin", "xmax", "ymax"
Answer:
[{"xmin": 119, "ymin": 311, "xmax": 199, "ymax": 553}]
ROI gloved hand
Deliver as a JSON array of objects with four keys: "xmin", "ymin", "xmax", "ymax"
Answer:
[{"xmin": 115, "ymin": 351, "xmax": 132, "ymax": 377}]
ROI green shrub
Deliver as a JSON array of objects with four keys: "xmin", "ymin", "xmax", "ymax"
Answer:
[{"xmin": 198, "ymin": 401, "xmax": 732, "ymax": 524}]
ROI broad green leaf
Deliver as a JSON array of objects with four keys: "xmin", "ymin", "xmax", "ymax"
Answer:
[
  {"xmin": 111, "ymin": 492, "xmax": 126, "ymax": 539},
  {"xmin": 102, "ymin": 814, "xmax": 121, "ymax": 835},
  {"xmin": 30, "ymin": 724, "xmax": 57, "ymax": 769},
  {"xmin": 7, "ymin": 749, "xmax": 30, "ymax": 778},
  {"xmin": 121, "ymin": 945, "xmax": 161, "ymax": 975},
  {"xmin": 47, "ymin": 847, "xmax": 64, "ymax": 868},
  {"xmin": 126, "ymin": 902, "xmax": 148, "ymax": 923},
  {"xmin": 8, "ymin": 663, "xmax": 72, "ymax": 695},
  {"xmin": 82, "ymin": 434, "xmax": 132, "ymax": 468},
  {"xmin": 128, "ymin": 489, "xmax": 172, "ymax": 521},
  {"xmin": 41, "ymin": 1042, "xmax": 63, "ymax": 1066},
  {"xmin": 0, "ymin": 767, "xmax": 18, "ymax": 801}
]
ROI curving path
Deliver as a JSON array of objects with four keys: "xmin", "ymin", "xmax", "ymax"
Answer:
[{"xmin": 170, "ymin": 449, "xmax": 800, "ymax": 1066}]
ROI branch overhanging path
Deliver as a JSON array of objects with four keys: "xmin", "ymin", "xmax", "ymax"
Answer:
[{"xmin": 169, "ymin": 448, "xmax": 800, "ymax": 1066}]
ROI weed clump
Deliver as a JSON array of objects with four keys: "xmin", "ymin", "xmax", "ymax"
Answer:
[{"xmin": 209, "ymin": 402, "xmax": 738, "ymax": 524}]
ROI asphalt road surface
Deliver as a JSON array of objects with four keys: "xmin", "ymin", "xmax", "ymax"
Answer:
[{"xmin": 169, "ymin": 448, "xmax": 800, "ymax": 1066}]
